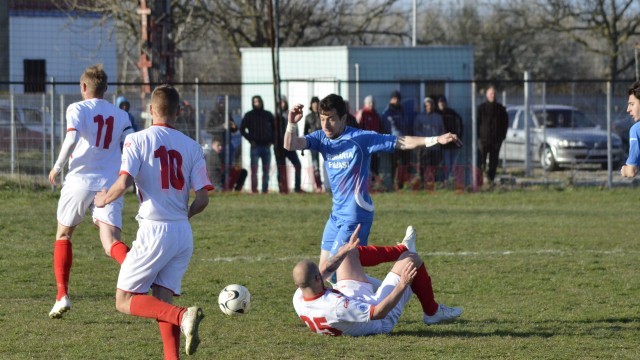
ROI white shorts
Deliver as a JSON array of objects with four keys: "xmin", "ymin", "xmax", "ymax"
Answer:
[
  {"xmin": 57, "ymin": 185, "xmax": 123, "ymax": 229},
  {"xmin": 117, "ymin": 219, "xmax": 193, "ymax": 296},
  {"xmin": 337, "ymin": 273, "xmax": 413, "ymax": 333}
]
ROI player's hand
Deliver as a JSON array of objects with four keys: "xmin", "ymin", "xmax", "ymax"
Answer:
[
  {"xmin": 288, "ymin": 104, "xmax": 304, "ymax": 124},
  {"xmin": 345, "ymin": 224, "xmax": 361, "ymax": 251},
  {"xmin": 437, "ymin": 132, "xmax": 462, "ymax": 147},
  {"xmin": 94, "ymin": 189, "xmax": 108, "ymax": 208},
  {"xmin": 48, "ymin": 168, "xmax": 59, "ymax": 185},
  {"xmin": 399, "ymin": 261, "xmax": 417, "ymax": 286}
]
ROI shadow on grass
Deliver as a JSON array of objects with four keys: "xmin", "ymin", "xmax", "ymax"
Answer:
[{"xmin": 392, "ymin": 317, "xmax": 640, "ymax": 338}]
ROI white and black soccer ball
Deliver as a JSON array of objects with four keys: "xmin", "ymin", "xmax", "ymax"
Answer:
[{"xmin": 218, "ymin": 284, "xmax": 251, "ymax": 316}]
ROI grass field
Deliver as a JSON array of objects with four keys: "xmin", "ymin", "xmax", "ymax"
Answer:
[{"xmin": 1, "ymin": 186, "xmax": 640, "ymax": 359}]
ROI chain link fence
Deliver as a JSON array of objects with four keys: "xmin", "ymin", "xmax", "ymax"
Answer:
[{"xmin": 0, "ymin": 79, "xmax": 636, "ymax": 192}]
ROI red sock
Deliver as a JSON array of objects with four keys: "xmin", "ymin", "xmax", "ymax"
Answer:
[
  {"xmin": 157, "ymin": 320, "xmax": 181, "ymax": 360},
  {"xmin": 53, "ymin": 239, "xmax": 72, "ymax": 301},
  {"xmin": 110, "ymin": 241, "xmax": 130, "ymax": 265},
  {"xmin": 129, "ymin": 295, "xmax": 186, "ymax": 326},
  {"xmin": 358, "ymin": 244, "xmax": 407, "ymax": 267},
  {"xmin": 412, "ymin": 263, "xmax": 439, "ymax": 315}
]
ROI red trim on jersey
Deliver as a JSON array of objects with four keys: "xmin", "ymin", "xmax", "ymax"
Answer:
[
  {"xmin": 202, "ymin": 185, "xmax": 214, "ymax": 191},
  {"xmin": 303, "ymin": 291, "xmax": 326, "ymax": 302},
  {"xmin": 119, "ymin": 170, "xmax": 132, "ymax": 176},
  {"xmin": 151, "ymin": 123, "xmax": 176, "ymax": 129},
  {"xmin": 67, "ymin": 128, "xmax": 77, "ymax": 132},
  {"xmin": 369, "ymin": 305, "xmax": 375, "ymax": 319}
]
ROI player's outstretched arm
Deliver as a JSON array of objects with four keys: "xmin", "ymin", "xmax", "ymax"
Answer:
[
  {"xmin": 188, "ymin": 187, "xmax": 210, "ymax": 219},
  {"xmin": 284, "ymin": 104, "xmax": 308, "ymax": 151},
  {"xmin": 395, "ymin": 133, "xmax": 462, "ymax": 151},
  {"xmin": 370, "ymin": 261, "xmax": 417, "ymax": 320},
  {"xmin": 94, "ymin": 173, "xmax": 134, "ymax": 208},
  {"xmin": 621, "ymin": 164, "xmax": 638, "ymax": 177},
  {"xmin": 320, "ymin": 224, "xmax": 361, "ymax": 281}
]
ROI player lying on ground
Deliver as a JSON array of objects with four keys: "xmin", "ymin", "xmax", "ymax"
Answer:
[{"xmin": 292, "ymin": 225, "xmax": 462, "ymax": 336}]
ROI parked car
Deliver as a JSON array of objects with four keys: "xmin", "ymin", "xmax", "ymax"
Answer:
[
  {"xmin": 0, "ymin": 106, "xmax": 53, "ymax": 152},
  {"xmin": 612, "ymin": 116, "xmax": 634, "ymax": 157},
  {"xmin": 499, "ymin": 105, "xmax": 623, "ymax": 171}
]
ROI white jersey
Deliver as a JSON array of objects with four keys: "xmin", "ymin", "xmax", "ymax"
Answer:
[
  {"xmin": 120, "ymin": 124, "xmax": 213, "ymax": 222},
  {"xmin": 292, "ymin": 288, "xmax": 383, "ymax": 336},
  {"xmin": 65, "ymin": 98, "xmax": 134, "ymax": 191}
]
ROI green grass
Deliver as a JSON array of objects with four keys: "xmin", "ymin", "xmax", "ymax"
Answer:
[{"xmin": 1, "ymin": 188, "xmax": 640, "ymax": 359}]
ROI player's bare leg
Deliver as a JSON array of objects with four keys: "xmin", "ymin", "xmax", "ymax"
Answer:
[
  {"xmin": 49, "ymin": 223, "xmax": 75, "ymax": 319},
  {"xmin": 96, "ymin": 221, "xmax": 128, "ymax": 264}
]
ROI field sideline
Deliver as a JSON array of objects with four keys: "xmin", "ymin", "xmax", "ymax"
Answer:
[{"xmin": 1, "ymin": 187, "xmax": 639, "ymax": 359}]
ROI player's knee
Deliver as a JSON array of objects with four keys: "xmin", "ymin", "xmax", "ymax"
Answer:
[{"xmin": 398, "ymin": 252, "xmax": 423, "ymax": 266}]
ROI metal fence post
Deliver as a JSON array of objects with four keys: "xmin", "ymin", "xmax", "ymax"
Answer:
[
  {"xmin": 524, "ymin": 71, "xmax": 531, "ymax": 177},
  {"xmin": 42, "ymin": 93, "xmax": 47, "ymax": 177},
  {"xmin": 195, "ymin": 77, "xmax": 200, "ymax": 144},
  {"xmin": 60, "ymin": 94, "xmax": 65, "ymax": 182},
  {"xmin": 49, "ymin": 76, "xmax": 55, "ymax": 171},
  {"xmin": 471, "ymin": 81, "xmax": 477, "ymax": 190},
  {"xmin": 10, "ymin": 89, "xmax": 15, "ymax": 175},
  {"xmin": 606, "ymin": 81, "xmax": 612, "ymax": 189}
]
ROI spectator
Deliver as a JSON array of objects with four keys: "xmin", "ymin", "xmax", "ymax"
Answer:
[
  {"xmin": 116, "ymin": 96, "xmax": 139, "ymax": 132},
  {"xmin": 240, "ymin": 95, "xmax": 275, "ymax": 193},
  {"xmin": 344, "ymin": 100, "xmax": 359, "ymax": 128},
  {"xmin": 414, "ymin": 97, "xmax": 444, "ymax": 188},
  {"xmin": 381, "ymin": 90, "xmax": 413, "ymax": 190},
  {"xmin": 206, "ymin": 95, "xmax": 239, "ymax": 165},
  {"xmin": 356, "ymin": 95, "xmax": 383, "ymax": 186},
  {"xmin": 304, "ymin": 96, "xmax": 323, "ymax": 192},
  {"xmin": 176, "ymin": 100, "xmax": 196, "ymax": 139},
  {"xmin": 208, "ymin": 139, "xmax": 247, "ymax": 192},
  {"xmin": 275, "ymin": 96, "xmax": 303, "ymax": 193},
  {"xmin": 437, "ymin": 96, "xmax": 464, "ymax": 181},
  {"xmin": 477, "ymin": 85, "xmax": 508, "ymax": 187}
]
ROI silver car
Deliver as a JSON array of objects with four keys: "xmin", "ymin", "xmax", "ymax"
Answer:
[{"xmin": 499, "ymin": 105, "xmax": 623, "ymax": 171}]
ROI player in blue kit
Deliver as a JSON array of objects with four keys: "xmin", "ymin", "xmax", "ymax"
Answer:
[
  {"xmin": 284, "ymin": 94, "xmax": 461, "ymax": 272},
  {"xmin": 621, "ymin": 81, "xmax": 640, "ymax": 178}
]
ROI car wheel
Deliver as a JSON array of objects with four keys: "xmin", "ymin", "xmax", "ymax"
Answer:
[{"xmin": 540, "ymin": 145, "xmax": 558, "ymax": 171}]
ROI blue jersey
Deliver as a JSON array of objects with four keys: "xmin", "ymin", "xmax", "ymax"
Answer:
[
  {"xmin": 627, "ymin": 122, "xmax": 640, "ymax": 166},
  {"xmin": 305, "ymin": 127, "xmax": 397, "ymax": 222}
]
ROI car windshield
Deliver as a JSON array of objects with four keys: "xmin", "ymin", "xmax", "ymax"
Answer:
[{"xmin": 535, "ymin": 109, "xmax": 594, "ymax": 128}]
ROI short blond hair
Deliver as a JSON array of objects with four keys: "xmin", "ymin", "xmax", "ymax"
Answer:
[{"xmin": 80, "ymin": 64, "xmax": 108, "ymax": 96}]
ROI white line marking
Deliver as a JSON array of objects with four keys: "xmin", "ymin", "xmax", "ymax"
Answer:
[{"xmin": 200, "ymin": 249, "xmax": 636, "ymax": 263}]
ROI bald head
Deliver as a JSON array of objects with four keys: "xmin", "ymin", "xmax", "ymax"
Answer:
[{"xmin": 292, "ymin": 259, "xmax": 320, "ymax": 288}]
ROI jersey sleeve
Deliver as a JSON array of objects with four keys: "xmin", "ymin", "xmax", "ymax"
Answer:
[
  {"xmin": 627, "ymin": 123, "xmax": 640, "ymax": 166},
  {"xmin": 66, "ymin": 103, "xmax": 82, "ymax": 132},
  {"xmin": 304, "ymin": 130, "xmax": 322, "ymax": 151},
  {"xmin": 361, "ymin": 131, "xmax": 397, "ymax": 153},
  {"xmin": 120, "ymin": 134, "xmax": 142, "ymax": 178},
  {"xmin": 334, "ymin": 297, "xmax": 373, "ymax": 323},
  {"xmin": 190, "ymin": 145, "xmax": 214, "ymax": 191}
]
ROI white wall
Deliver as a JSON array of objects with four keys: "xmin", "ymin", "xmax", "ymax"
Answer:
[{"xmin": 10, "ymin": 13, "xmax": 117, "ymax": 94}]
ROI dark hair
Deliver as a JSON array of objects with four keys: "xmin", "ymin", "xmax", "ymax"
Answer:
[
  {"xmin": 319, "ymin": 94, "xmax": 346, "ymax": 117},
  {"xmin": 151, "ymin": 84, "xmax": 180, "ymax": 117},
  {"xmin": 629, "ymin": 81, "xmax": 640, "ymax": 100},
  {"xmin": 310, "ymin": 96, "xmax": 320, "ymax": 106}
]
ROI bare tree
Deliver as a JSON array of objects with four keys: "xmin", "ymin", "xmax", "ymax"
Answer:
[{"xmin": 529, "ymin": 0, "xmax": 640, "ymax": 81}]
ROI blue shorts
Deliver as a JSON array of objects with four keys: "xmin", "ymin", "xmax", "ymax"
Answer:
[{"xmin": 321, "ymin": 214, "xmax": 372, "ymax": 255}]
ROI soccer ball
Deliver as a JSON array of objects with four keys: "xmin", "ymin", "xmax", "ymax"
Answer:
[{"xmin": 218, "ymin": 284, "xmax": 251, "ymax": 316}]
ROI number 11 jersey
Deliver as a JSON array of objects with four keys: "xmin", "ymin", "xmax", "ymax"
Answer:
[{"xmin": 65, "ymin": 98, "xmax": 133, "ymax": 191}]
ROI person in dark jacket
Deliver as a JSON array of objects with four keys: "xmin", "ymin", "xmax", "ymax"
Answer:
[
  {"xmin": 477, "ymin": 85, "xmax": 508, "ymax": 186},
  {"xmin": 381, "ymin": 90, "xmax": 412, "ymax": 190},
  {"xmin": 275, "ymin": 96, "xmax": 302, "ymax": 193},
  {"xmin": 437, "ymin": 96, "xmax": 464, "ymax": 181},
  {"xmin": 240, "ymin": 95, "xmax": 275, "ymax": 193},
  {"xmin": 304, "ymin": 96, "xmax": 323, "ymax": 191}
]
